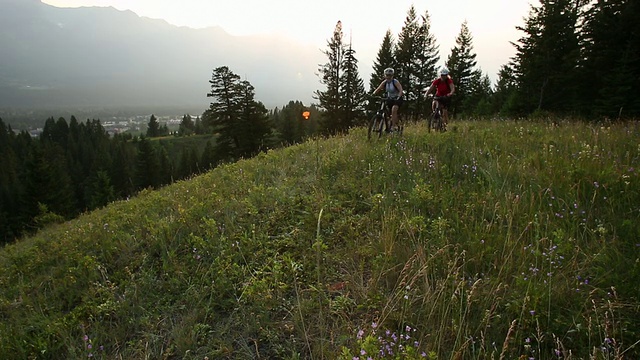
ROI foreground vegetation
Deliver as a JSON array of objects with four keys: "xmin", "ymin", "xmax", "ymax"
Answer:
[{"xmin": 0, "ymin": 119, "xmax": 638, "ymax": 359}]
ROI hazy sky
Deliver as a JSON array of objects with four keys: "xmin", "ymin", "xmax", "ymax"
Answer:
[{"xmin": 41, "ymin": 0, "xmax": 533, "ymax": 83}]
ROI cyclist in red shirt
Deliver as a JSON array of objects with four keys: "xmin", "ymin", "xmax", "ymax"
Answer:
[{"xmin": 425, "ymin": 67, "xmax": 455, "ymax": 128}]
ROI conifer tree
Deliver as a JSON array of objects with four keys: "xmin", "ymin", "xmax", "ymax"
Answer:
[
  {"xmin": 509, "ymin": 0, "xmax": 581, "ymax": 115},
  {"xmin": 194, "ymin": 117, "xmax": 204, "ymax": 134},
  {"xmin": 465, "ymin": 69, "xmax": 494, "ymax": 117},
  {"xmin": 446, "ymin": 21, "xmax": 478, "ymax": 116},
  {"xmin": 275, "ymin": 101, "xmax": 307, "ymax": 145},
  {"xmin": 21, "ymin": 143, "xmax": 75, "ymax": 225},
  {"xmin": 369, "ymin": 30, "xmax": 396, "ymax": 94},
  {"xmin": 146, "ymin": 114, "xmax": 160, "ymax": 137},
  {"xmin": 316, "ymin": 20, "xmax": 345, "ymax": 135},
  {"xmin": 87, "ymin": 170, "xmax": 116, "ymax": 209},
  {"xmin": 395, "ymin": 6, "xmax": 420, "ymax": 103},
  {"xmin": 316, "ymin": 21, "xmax": 367, "ymax": 133},
  {"xmin": 177, "ymin": 148, "xmax": 193, "ymax": 180},
  {"xmin": 581, "ymin": 0, "xmax": 640, "ymax": 117},
  {"xmin": 200, "ymin": 140, "xmax": 216, "ymax": 171},
  {"xmin": 110, "ymin": 137, "xmax": 136, "ymax": 198},
  {"xmin": 492, "ymin": 64, "xmax": 518, "ymax": 114},
  {"xmin": 157, "ymin": 146, "xmax": 173, "ymax": 184},
  {"xmin": 179, "ymin": 114, "xmax": 195, "ymax": 136},
  {"xmin": 395, "ymin": 6, "xmax": 440, "ymax": 119},
  {"xmin": 203, "ymin": 66, "xmax": 242, "ymax": 159},
  {"xmin": 203, "ymin": 66, "xmax": 271, "ymax": 162},
  {"xmin": 414, "ymin": 10, "xmax": 440, "ymax": 119},
  {"xmin": 340, "ymin": 38, "xmax": 367, "ymax": 129},
  {"xmin": 0, "ymin": 118, "xmax": 21, "ymax": 243},
  {"xmin": 236, "ymin": 80, "xmax": 272, "ymax": 157},
  {"xmin": 134, "ymin": 136, "xmax": 160, "ymax": 190}
]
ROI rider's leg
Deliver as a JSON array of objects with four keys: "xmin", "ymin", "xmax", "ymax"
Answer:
[
  {"xmin": 391, "ymin": 105, "xmax": 399, "ymax": 129},
  {"xmin": 431, "ymin": 100, "xmax": 437, "ymax": 113},
  {"xmin": 443, "ymin": 108, "xmax": 449, "ymax": 126}
]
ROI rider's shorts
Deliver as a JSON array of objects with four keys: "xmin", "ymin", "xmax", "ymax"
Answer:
[
  {"xmin": 386, "ymin": 97, "xmax": 404, "ymax": 109},
  {"xmin": 437, "ymin": 96, "xmax": 451, "ymax": 109}
]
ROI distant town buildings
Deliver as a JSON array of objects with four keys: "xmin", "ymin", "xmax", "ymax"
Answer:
[{"xmin": 18, "ymin": 114, "xmax": 198, "ymax": 138}]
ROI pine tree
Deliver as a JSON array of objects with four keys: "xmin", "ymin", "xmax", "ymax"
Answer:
[
  {"xmin": 146, "ymin": 114, "xmax": 160, "ymax": 137},
  {"xmin": 414, "ymin": 10, "xmax": 440, "ymax": 119},
  {"xmin": 203, "ymin": 66, "xmax": 271, "ymax": 162},
  {"xmin": 509, "ymin": 0, "xmax": 581, "ymax": 115},
  {"xmin": 179, "ymin": 114, "xmax": 195, "ymax": 136},
  {"xmin": 274, "ymin": 101, "xmax": 308, "ymax": 145},
  {"xmin": 203, "ymin": 66, "xmax": 242, "ymax": 160},
  {"xmin": 465, "ymin": 70, "xmax": 494, "ymax": 117},
  {"xmin": 0, "ymin": 118, "xmax": 21, "ymax": 243},
  {"xmin": 395, "ymin": 6, "xmax": 420, "ymax": 110},
  {"xmin": 492, "ymin": 63, "xmax": 518, "ymax": 114},
  {"xmin": 157, "ymin": 145, "xmax": 173, "ymax": 184},
  {"xmin": 110, "ymin": 137, "xmax": 136, "ymax": 198},
  {"xmin": 446, "ymin": 21, "xmax": 478, "ymax": 116},
  {"xmin": 194, "ymin": 117, "xmax": 205, "ymax": 135},
  {"xmin": 581, "ymin": 0, "xmax": 640, "ymax": 117},
  {"xmin": 316, "ymin": 21, "xmax": 345, "ymax": 135},
  {"xmin": 369, "ymin": 30, "xmax": 396, "ymax": 94},
  {"xmin": 340, "ymin": 38, "xmax": 367, "ymax": 129},
  {"xmin": 87, "ymin": 170, "xmax": 116, "ymax": 209},
  {"xmin": 200, "ymin": 140, "xmax": 216, "ymax": 171},
  {"xmin": 134, "ymin": 136, "xmax": 160, "ymax": 190},
  {"xmin": 236, "ymin": 80, "xmax": 272, "ymax": 157},
  {"xmin": 177, "ymin": 148, "xmax": 193, "ymax": 180},
  {"xmin": 395, "ymin": 6, "xmax": 440, "ymax": 119},
  {"xmin": 21, "ymin": 142, "xmax": 75, "ymax": 226}
]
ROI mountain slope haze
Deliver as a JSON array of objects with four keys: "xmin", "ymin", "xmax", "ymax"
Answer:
[{"xmin": 0, "ymin": 0, "xmax": 322, "ymax": 109}]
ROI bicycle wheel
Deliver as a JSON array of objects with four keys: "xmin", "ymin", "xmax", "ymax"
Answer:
[
  {"xmin": 368, "ymin": 114, "xmax": 384, "ymax": 140},
  {"xmin": 433, "ymin": 110, "xmax": 443, "ymax": 132}
]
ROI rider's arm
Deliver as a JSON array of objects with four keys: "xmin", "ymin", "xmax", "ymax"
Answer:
[
  {"xmin": 396, "ymin": 81, "xmax": 404, "ymax": 98},
  {"xmin": 372, "ymin": 81, "xmax": 384, "ymax": 95},
  {"xmin": 448, "ymin": 81, "xmax": 455, "ymax": 96},
  {"xmin": 425, "ymin": 84, "xmax": 435, "ymax": 97}
]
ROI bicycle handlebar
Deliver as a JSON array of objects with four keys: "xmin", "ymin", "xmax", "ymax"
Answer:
[
  {"xmin": 368, "ymin": 94, "xmax": 401, "ymax": 100},
  {"xmin": 426, "ymin": 94, "xmax": 451, "ymax": 101}
]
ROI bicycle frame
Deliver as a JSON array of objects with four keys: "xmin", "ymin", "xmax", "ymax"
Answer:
[
  {"xmin": 427, "ymin": 95, "xmax": 447, "ymax": 133},
  {"xmin": 368, "ymin": 97, "xmax": 391, "ymax": 140}
]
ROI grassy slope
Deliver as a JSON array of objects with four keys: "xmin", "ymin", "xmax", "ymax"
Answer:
[{"xmin": 1, "ymin": 120, "xmax": 639, "ymax": 359}]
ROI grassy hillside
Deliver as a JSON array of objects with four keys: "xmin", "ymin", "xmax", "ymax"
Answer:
[{"xmin": 1, "ymin": 120, "xmax": 639, "ymax": 359}]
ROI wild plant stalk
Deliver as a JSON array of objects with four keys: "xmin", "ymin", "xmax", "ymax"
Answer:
[{"xmin": 316, "ymin": 207, "xmax": 324, "ymax": 360}]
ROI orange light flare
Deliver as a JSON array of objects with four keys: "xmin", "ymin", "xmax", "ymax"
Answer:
[{"xmin": 302, "ymin": 111, "xmax": 310, "ymax": 120}]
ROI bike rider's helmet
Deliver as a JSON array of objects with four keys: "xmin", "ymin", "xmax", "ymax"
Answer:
[
  {"xmin": 440, "ymin": 67, "xmax": 449, "ymax": 76},
  {"xmin": 384, "ymin": 68, "xmax": 394, "ymax": 76}
]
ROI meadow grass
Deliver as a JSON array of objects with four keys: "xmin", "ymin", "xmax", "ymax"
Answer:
[{"xmin": 0, "ymin": 119, "xmax": 638, "ymax": 359}]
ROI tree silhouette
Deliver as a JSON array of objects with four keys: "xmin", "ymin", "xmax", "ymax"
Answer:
[
  {"xmin": 203, "ymin": 66, "xmax": 272, "ymax": 162},
  {"xmin": 316, "ymin": 21, "xmax": 345, "ymax": 135},
  {"xmin": 395, "ymin": 6, "xmax": 440, "ymax": 119},
  {"xmin": 446, "ymin": 21, "xmax": 478, "ymax": 116},
  {"xmin": 146, "ymin": 114, "xmax": 161, "ymax": 137},
  {"xmin": 509, "ymin": 0, "xmax": 581, "ymax": 115},
  {"xmin": 135, "ymin": 136, "xmax": 160, "ymax": 190},
  {"xmin": 340, "ymin": 39, "xmax": 367, "ymax": 129},
  {"xmin": 581, "ymin": 0, "xmax": 640, "ymax": 117}
]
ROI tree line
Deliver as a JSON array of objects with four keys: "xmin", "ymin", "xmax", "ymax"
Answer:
[
  {"xmin": 2, "ymin": 0, "xmax": 638, "ymax": 243},
  {"xmin": 315, "ymin": 0, "xmax": 639, "ymax": 130},
  {"xmin": 0, "ymin": 94, "xmax": 320, "ymax": 243}
]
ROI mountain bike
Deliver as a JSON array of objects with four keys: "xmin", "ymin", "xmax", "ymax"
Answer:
[
  {"xmin": 427, "ymin": 95, "xmax": 447, "ymax": 133},
  {"xmin": 368, "ymin": 96, "xmax": 403, "ymax": 140}
]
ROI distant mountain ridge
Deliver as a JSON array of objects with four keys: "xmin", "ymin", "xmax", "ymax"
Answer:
[{"xmin": 0, "ymin": 0, "xmax": 322, "ymax": 110}]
